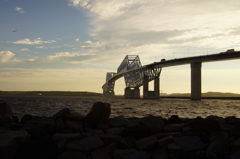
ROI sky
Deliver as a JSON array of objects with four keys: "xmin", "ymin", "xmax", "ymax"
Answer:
[{"xmin": 1, "ymin": 0, "xmax": 240, "ymax": 95}]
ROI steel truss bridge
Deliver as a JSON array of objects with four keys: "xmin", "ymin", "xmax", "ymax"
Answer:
[{"xmin": 102, "ymin": 51, "xmax": 240, "ymax": 99}]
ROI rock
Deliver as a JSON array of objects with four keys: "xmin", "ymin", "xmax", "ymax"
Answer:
[
  {"xmin": 127, "ymin": 117, "xmax": 141, "ymax": 127},
  {"xmin": 52, "ymin": 133, "xmax": 81, "ymax": 142},
  {"xmin": 52, "ymin": 108, "xmax": 70, "ymax": 121},
  {"xmin": 113, "ymin": 149, "xmax": 150, "ymax": 159},
  {"xmin": 21, "ymin": 114, "xmax": 33, "ymax": 124},
  {"xmin": 167, "ymin": 115, "xmax": 182, "ymax": 124},
  {"xmin": 152, "ymin": 146, "xmax": 169, "ymax": 159},
  {"xmin": 66, "ymin": 135, "xmax": 104, "ymax": 152},
  {"xmin": 0, "ymin": 102, "xmax": 13, "ymax": 116},
  {"xmin": 158, "ymin": 136, "xmax": 173, "ymax": 147},
  {"xmin": 92, "ymin": 142, "xmax": 117, "ymax": 159},
  {"xmin": 210, "ymin": 131, "xmax": 229, "ymax": 140},
  {"xmin": 85, "ymin": 102, "xmax": 111, "ymax": 128},
  {"xmin": 65, "ymin": 120, "xmax": 83, "ymax": 132},
  {"xmin": 231, "ymin": 137, "xmax": 240, "ymax": 149},
  {"xmin": 0, "ymin": 130, "xmax": 31, "ymax": 148},
  {"xmin": 55, "ymin": 118, "xmax": 66, "ymax": 129},
  {"xmin": 173, "ymin": 136, "xmax": 205, "ymax": 151},
  {"xmin": 135, "ymin": 135, "xmax": 158, "ymax": 150},
  {"xmin": 96, "ymin": 123, "xmax": 110, "ymax": 130},
  {"xmin": 81, "ymin": 132, "xmax": 92, "ymax": 138},
  {"xmin": 207, "ymin": 136, "xmax": 230, "ymax": 155},
  {"xmin": 219, "ymin": 124, "xmax": 236, "ymax": 132},
  {"xmin": 182, "ymin": 132, "xmax": 209, "ymax": 143},
  {"xmin": 109, "ymin": 116, "xmax": 129, "ymax": 127},
  {"xmin": 99, "ymin": 134, "xmax": 122, "ymax": 143},
  {"xmin": 105, "ymin": 127, "xmax": 125, "ymax": 135},
  {"xmin": 66, "ymin": 112, "xmax": 85, "ymax": 121},
  {"xmin": 15, "ymin": 136, "xmax": 61, "ymax": 159},
  {"xmin": 206, "ymin": 115, "xmax": 225, "ymax": 124},
  {"xmin": 140, "ymin": 115, "xmax": 165, "ymax": 133},
  {"xmin": 226, "ymin": 116, "xmax": 240, "ymax": 129},
  {"xmin": 121, "ymin": 126, "xmax": 151, "ymax": 140},
  {"xmin": 91, "ymin": 129, "xmax": 106, "ymax": 136},
  {"xmin": 163, "ymin": 123, "xmax": 188, "ymax": 133},
  {"xmin": 119, "ymin": 137, "xmax": 135, "ymax": 149},
  {"xmin": 58, "ymin": 151, "xmax": 88, "ymax": 159},
  {"xmin": 0, "ymin": 147, "xmax": 16, "ymax": 159},
  {"xmin": 170, "ymin": 151, "xmax": 218, "ymax": 159},
  {"xmin": 154, "ymin": 132, "xmax": 182, "ymax": 139},
  {"xmin": 231, "ymin": 150, "xmax": 240, "ymax": 159},
  {"xmin": 168, "ymin": 142, "xmax": 181, "ymax": 152},
  {"xmin": 191, "ymin": 117, "xmax": 218, "ymax": 135}
]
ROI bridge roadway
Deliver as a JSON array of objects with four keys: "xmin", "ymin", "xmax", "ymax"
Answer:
[{"xmin": 103, "ymin": 51, "xmax": 240, "ymax": 100}]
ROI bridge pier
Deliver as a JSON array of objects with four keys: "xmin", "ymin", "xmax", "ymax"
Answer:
[
  {"xmin": 124, "ymin": 88, "xmax": 140, "ymax": 99},
  {"xmin": 103, "ymin": 90, "xmax": 115, "ymax": 97},
  {"xmin": 191, "ymin": 62, "xmax": 202, "ymax": 100},
  {"xmin": 143, "ymin": 76, "xmax": 160, "ymax": 99}
]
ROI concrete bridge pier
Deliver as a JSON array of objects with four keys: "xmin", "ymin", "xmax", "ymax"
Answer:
[
  {"xmin": 191, "ymin": 62, "xmax": 202, "ymax": 100},
  {"xmin": 143, "ymin": 75, "xmax": 160, "ymax": 99},
  {"xmin": 124, "ymin": 87, "xmax": 140, "ymax": 99},
  {"xmin": 103, "ymin": 90, "xmax": 115, "ymax": 97}
]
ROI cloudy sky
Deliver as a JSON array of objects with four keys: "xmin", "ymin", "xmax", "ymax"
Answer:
[{"xmin": 1, "ymin": 0, "xmax": 240, "ymax": 95}]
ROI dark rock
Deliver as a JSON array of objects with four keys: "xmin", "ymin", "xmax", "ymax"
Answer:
[
  {"xmin": 99, "ymin": 134, "xmax": 122, "ymax": 143},
  {"xmin": 52, "ymin": 133, "xmax": 81, "ymax": 142},
  {"xmin": 191, "ymin": 117, "xmax": 219, "ymax": 135},
  {"xmin": 206, "ymin": 115, "xmax": 225, "ymax": 124},
  {"xmin": 109, "ymin": 116, "xmax": 129, "ymax": 127},
  {"xmin": 5, "ymin": 123, "xmax": 24, "ymax": 131},
  {"xmin": 113, "ymin": 149, "xmax": 150, "ymax": 159},
  {"xmin": 127, "ymin": 117, "xmax": 141, "ymax": 127},
  {"xmin": 96, "ymin": 123, "xmax": 110, "ymax": 130},
  {"xmin": 65, "ymin": 120, "xmax": 83, "ymax": 132},
  {"xmin": 65, "ymin": 112, "xmax": 85, "ymax": 121},
  {"xmin": 58, "ymin": 151, "xmax": 88, "ymax": 159},
  {"xmin": 170, "ymin": 151, "xmax": 218, "ymax": 159},
  {"xmin": 135, "ymin": 135, "xmax": 158, "ymax": 150},
  {"xmin": 121, "ymin": 126, "xmax": 151, "ymax": 140},
  {"xmin": 231, "ymin": 137, "xmax": 240, "ymax": 149},
  {"xmin": 66, "ymin": 135, "xmax": 104, "ymax": 152},
  {"xmin": 225, "ymin": 116, "xmax": 240, "ymax": 129},
  {"xmin": 207, "ymin": 136, "xmax": 230, "ymax": 155},
  {"xmin": 230, "ymin": 150, "xmax": 240, "ymax": 159},
  {"xmin": 158, "ymin": 136, "xmax": 173, "ymax": 147},
  {"xmin": 81, "ymin": 132, "xmax": 92, "ymax": 138},
  {"xmin": 15, "ymin": 137, "xmax": 61, "ymax": 159},
  {"xmin": 154, "ymin": 132, "xmax": 182, "ymax": 140},
  {"xmin": 119, "ymin": 137, "xmax": 135, "ymax": 149},
  {"xmin": 163, "ymin": 123, "xmax": 188, "ymax": 133},
  {"xmin": 182, "ymin": 132, "xmax": 209, "ymax": 143},
  {"xmin": 173, "ymin": 136, "xmax": 205, "ymax": 151},
  {"xmin": 210, "ymin": 131, "xmax": 229, "ymax": 140},
  {"xmin": 140, "ymin": 115, "xmax": 165, "ymax": 133},
  {"xmin": 0, "ymin": 102, "xmax": 13, "ymax": 116},
  {"xmin": 0, "ymin": 147, "xmax": 16, "ymax": 159},
  {"xmin": 0, "ymin": 130, "xmax": 31, "ymax": 148},
  {"xmin": 151, "ymin": 146, "xmax": 169, "ymax": 159},
  {"xmin": 168, "ymin": 142, "xmax": 181, "ymax": 152},
  {"xmin": 21, "ymin": 114, "xmax": 33, "ymax": 124},
  {"xmin": 92, "ymin": 142, "xmax": 117, "ymax": 159},
  {"xmin": 219, "ymin": 124, "xmax": 236, "ymax": 132},
  {"xmin": 167, "ymin": 115, "xmax": 182, "ymax": 124},
  {"xmin": 85, "ymin": 102, "xmax": 111, "ymax": 128},
  {"xmin": 105, "ymin": 127, "xmax": 125, "ymax": 135},
  {"xmin": 91, "ymin": 129, "xmax": 106, "ymax": 136},
  {"xmin": 52, "ymin": 108, "xmax": 70, "ymax": 121}
]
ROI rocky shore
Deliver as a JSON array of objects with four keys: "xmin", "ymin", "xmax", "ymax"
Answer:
[{"xmin": 1, "ymin": 101, "xmax": 240, "ymax": 159}]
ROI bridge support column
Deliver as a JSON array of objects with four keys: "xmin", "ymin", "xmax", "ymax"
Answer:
[
  {"xmin": 124, "ymin": 88, "xmax": 140, "ymax": 99},
  {"xmin": 191, "ymin": 62, "xmax": 202, "ymax": 100},
  {"xmin": 103, "ymin": 90, "xmax": 115, "ymax": 97},
  {"xmin": 143, "ymin": 76, "xmax": 160, "ymax": 99}
]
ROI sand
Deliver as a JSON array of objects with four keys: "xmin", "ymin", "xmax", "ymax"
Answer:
[{"xmin": 2, "ymin": 96, "xmax": 240, "ymax": 119}]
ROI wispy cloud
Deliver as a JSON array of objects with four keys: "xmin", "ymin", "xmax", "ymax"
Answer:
[
  {"xmin": 20, "ymin": 48, "xmax": 30, "ymax": 51},
  {"xmin": 14, "ymin": 6, "xmax": 25, "ymax": 14},
  {"xmin": 12, "ymin": 38, "xmax": 56, "ymax": 45},
  {"xmin": 0, "ymin": 51, "xmax": 15, "ymax": 63}
]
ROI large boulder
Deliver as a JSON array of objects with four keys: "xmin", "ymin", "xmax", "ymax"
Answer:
[
  {"xmin": 66, "ymin": 135, "xmax": 104, "ymax": 152},
  {"xmin": 85, "ymin": 102, "xmax": 111, "ymax": 128},
  {"xmin": 140, "ymin": 115, "xmax": 165, "ymax": 133},
  {"xmin": 0, "ymin": 130, "xmax": 31, "ymax": 148},
  {"xmin": 109, "ymin": 116, "xmax": 129, "ymax": 127},
  {"xmin": 113, "ymin": 149, "xmax": 149, "ymax": 159},
  {"xmin": 58, "ymin": 151, "xmax": 88, "ymax": 159},
  {"xmin": 92, "ymin": 142, "xmax": 117, "ymax": 159},
  {"xmin": 0, "ymin": 102, "xmax": 13, "ymax": 116},
  {"xmin": 173, "ymin": 136, "xmax": 205, "ymax": 151},
  {"xmin": 52, "ymin": 108, "xmax": 70, "ymax": 121}
]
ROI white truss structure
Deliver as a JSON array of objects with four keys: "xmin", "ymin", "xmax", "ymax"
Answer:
[{"xmin": 102, "ymin": 55, "xmax": 162, "ymax": 92}]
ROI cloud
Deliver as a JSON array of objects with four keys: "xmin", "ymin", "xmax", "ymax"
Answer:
[
  {"xmin": 0, "ymin": 51, "xmax": 15, "ymax": 63},
  {"xmin": 14, "ymin": 6, "xmax": 25, "ymax": 13},
  {"xmin": 44, "ymin": 52, "xmax": 96, "ymax": 63},
  {"xmin": 80, "ymin": 40, "xmax": 100, "ymax": 48},
  {"xmin": 75, "ymin": 38, "xmax": 80, "ymax": 42},
  {"xmin": 68, "ymin": 0, "xmax": 240, "ymax": 59},
  {"xmin": 20, "ymin": 48, "xmax": 29, "ymax": 51},
  {"xmin": 36, "ymin": 46, "xmax": 45, "ymax": 49},
  {"xmin": 12, "ymin": 38, "xmax": 56, "ymax": 45}
]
